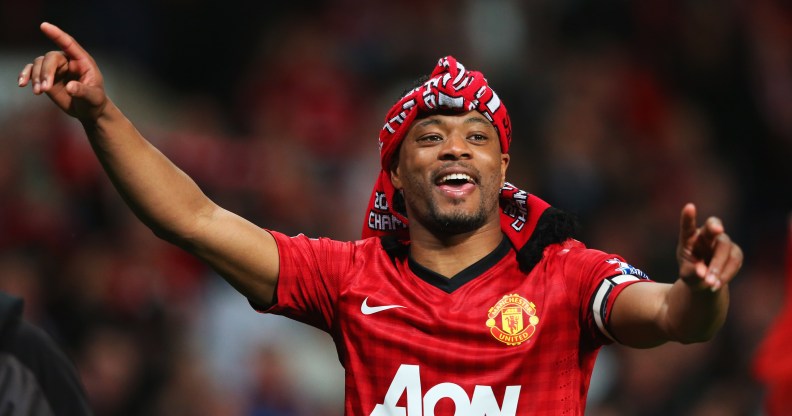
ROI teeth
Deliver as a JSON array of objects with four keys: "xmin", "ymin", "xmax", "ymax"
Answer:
[{"xmin": 441, "ymin": 173, "xmax": 473, "ymax": 183}]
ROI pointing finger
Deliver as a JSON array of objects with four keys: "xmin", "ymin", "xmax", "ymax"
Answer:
[
  {"xmin": 679, "ymin": 203, "xmax": 698, "ymax": 245},
  {"xmin": 39, "ymin": 22, "xmax": 90, "ymax": 63}
]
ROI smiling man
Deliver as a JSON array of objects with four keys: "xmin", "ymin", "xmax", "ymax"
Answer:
[
  {"xmin": 394, "ymin": 111, "xmax": 507, "ymax": 235},
  {"xmin": 20, "ymin": 24, "xmax": 743, "ymax": 415}
]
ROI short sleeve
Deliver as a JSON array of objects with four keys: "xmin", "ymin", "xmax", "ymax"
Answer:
[
  {"xmin": 557, "ymin": 241, "xmax": 653, "ymax": 345},
  {"xmin": 257, "ymin": 231, "xmax": 357, "ymax": 333}
]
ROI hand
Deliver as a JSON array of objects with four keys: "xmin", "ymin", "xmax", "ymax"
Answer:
[
  {"xmin": 677, "ymin": 203, "xmax": 743, "ymax": 291},
  {"xmin": 18, "ymin": 22, "xmax": 108, "ymax": 121}
]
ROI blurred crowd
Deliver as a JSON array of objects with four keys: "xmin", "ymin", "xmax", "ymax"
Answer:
[{"xmin": 1, "ymin": 0, "xmax": 791, "ymax": 415}]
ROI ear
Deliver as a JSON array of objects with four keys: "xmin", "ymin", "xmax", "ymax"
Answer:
[
  {"xmin": 390, "ymin": 165, "xmax": 403, "ymax": 190},
  {"xmin": 500, "ymin": 153, "xmax": 510, "ymax": 186}
]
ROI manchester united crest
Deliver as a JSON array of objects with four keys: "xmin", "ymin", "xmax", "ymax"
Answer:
[{"xmin": 486, "ymin": 294, "xmax": 539, "ymax": 346}]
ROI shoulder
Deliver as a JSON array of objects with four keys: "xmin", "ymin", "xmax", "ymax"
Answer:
[
  {"xmin": 267, "ymin": 230, "xmax": 390, "ymax": 259},
  {"xmin": 544, "ymin": 239, "xmax": 603, "ymax": 260},
  {"xmin": 541, "ymin": 239, "xmax": 622, "ymax": 275},
  {"xmin": 543, "ymin": 240, "xmax": 652, "ymax": 286}
]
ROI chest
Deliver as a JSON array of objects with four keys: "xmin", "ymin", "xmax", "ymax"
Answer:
[{"xmin": 334, "ymin": 259, "xmax": 583, "ymax": 369}]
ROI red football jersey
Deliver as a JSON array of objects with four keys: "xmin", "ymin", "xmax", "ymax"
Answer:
[{"xmin": 262, "ymin": 231, "xmax": 650, "ymax": 415}]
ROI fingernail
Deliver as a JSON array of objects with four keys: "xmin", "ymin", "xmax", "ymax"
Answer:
[
  {"xmin": 705, "ymin": 273, "xmax": 717, "ymax": 286},
  {"xmin": 706, "ymin": 272, "xmax": 721, "ymax": 291},
  {"xmin": 41, "ymin": 79, "xmax": 47, "ymax": 89},
  {"xmin": 18, "ymin": 77, "xmax": 23, "ymax": 86}
]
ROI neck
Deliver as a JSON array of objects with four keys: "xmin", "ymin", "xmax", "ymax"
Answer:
[{"xmin": 408, "ymin": 220, "xmax": 505, "ymax": 278}]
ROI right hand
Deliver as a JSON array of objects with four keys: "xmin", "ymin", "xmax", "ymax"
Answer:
[{"xmin": 18, "ymin": 22, "xmax": 108, "ymax": 121}]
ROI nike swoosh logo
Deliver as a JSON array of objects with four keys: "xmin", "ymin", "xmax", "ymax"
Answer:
[{"xmin": 361, "ymin": 297, "xmax": 405, "ymax": 315}]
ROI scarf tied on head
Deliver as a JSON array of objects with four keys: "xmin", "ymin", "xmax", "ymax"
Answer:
[{"xmin": 363, "ymin": 56, "xmax": 575, "ymax": 271}]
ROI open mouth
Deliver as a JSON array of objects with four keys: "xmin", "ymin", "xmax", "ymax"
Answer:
[
  {"xmin": 437, "ymin": 173, "xmax": 475, "ymax": 186},
  {"xmin": 435, "ymin": 172, "xmax": 477, "ymax": 197}
]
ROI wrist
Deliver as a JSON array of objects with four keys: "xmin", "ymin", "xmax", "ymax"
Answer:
[{"xmin": 80, "ymin": 99, "xmax": 118, "ymax": 132}]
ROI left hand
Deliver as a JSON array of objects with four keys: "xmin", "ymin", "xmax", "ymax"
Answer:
[{"xmin": 676, "ymin": 203, "xmax": 743, "ymax": 291}]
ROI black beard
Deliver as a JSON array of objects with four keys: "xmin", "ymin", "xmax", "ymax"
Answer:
[{"xmin": 423, "ymin": 205, "xmax": 488, "ymax": 235}]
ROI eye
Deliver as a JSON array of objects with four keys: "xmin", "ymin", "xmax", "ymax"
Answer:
[
  {"xmin": 468, "ymin": 133, "xmax": 488, "ymax": 142},
  {"xmin": 417, "ymin": 134, "xmax": 443, "ymax": 143}
]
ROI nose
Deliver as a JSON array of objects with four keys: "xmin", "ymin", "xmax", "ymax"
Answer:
[{"xmin": 439, "ymin": 133, "xmax": 471, "ymax": 160}]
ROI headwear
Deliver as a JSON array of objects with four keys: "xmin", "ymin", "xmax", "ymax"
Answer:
[
  {"xmin": 362, "ymin": 56, "xmax": 574, "ymax": 270},
  {"xmin": 378, "ymin": 56, "xmax": 512, "ymax": 174}
]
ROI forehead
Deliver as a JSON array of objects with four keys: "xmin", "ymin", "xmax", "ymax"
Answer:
[{"xmin": 406, "ymin": 110, "xmax": 496, "ymax": 135}]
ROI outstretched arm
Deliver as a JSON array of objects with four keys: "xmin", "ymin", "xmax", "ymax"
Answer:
[
  {"xmin": 607, "ymin": 203, "xmax": 743, "ymax": 348},
  {"xmin": 18, "ymin": 22, "xmax": 279, "ymax": 307}
]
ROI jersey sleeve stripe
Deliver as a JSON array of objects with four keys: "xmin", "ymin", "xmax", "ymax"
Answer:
[
  {"xmin": 611, "ymin": 274, "xmax": 640, "ymax": 285},
  {"xmin": 592, "ymin": 274, "xmax": 641, "ymax": 341}
]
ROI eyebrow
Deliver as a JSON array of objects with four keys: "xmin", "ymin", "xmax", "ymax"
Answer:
[
  {"xmin": 414, "ymin": 115, "xmax": 493, "ymax": 129},
  {"xmin": 415, "ymin": 118, "xmax": 442, "ymax": 129},
  {"xmin": 463, "ymin": 116, "xmax": 493, "ymax": 126}
]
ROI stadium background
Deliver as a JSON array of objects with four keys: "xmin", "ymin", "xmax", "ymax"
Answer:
[{"xmin": 1, "ymin": 1, "xmax": 790, "ymax": 414}]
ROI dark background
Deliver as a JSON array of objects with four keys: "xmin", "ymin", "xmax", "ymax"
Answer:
[{"xmin": 1, "ymin": 1, "xmax": 790, "ymax": 414}]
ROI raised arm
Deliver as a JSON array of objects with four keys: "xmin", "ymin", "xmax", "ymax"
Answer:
[
  {"xmin": 18, "ymin": 22, "xmax": 280, "ymax": 307},
  {"xmin": 607, "ymin": 203, "xmax": 743, "ymax": 348}
]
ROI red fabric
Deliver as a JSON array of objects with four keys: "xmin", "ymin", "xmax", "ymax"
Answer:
[
  {"xmin": 362, "ymin": 56, "xmax": 551, "ymax": 250},
  {"xmin": 753, "ymin": 216, "xmax": 792, "ymax": 415},
  {"xmin": 263, "ymin": 230, "xmax": 641, "ymax": 415}
]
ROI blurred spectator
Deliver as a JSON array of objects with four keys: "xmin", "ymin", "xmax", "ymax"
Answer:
[
  {"xmin": 0, "ymin": 291, "xmax": 92, "ymax": 415},
  {"xmin": 753, "ymin": 214, "xmax": 792, "ymax": 415}
]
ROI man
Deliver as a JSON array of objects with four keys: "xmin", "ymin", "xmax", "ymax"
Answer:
[
  {"xmin": 19, "ymin": 22, "xmax": 742, "ymax": 415},
  {"xmin": 0, "ymin": 291, "xmax": 93, "ymax": 415}
]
